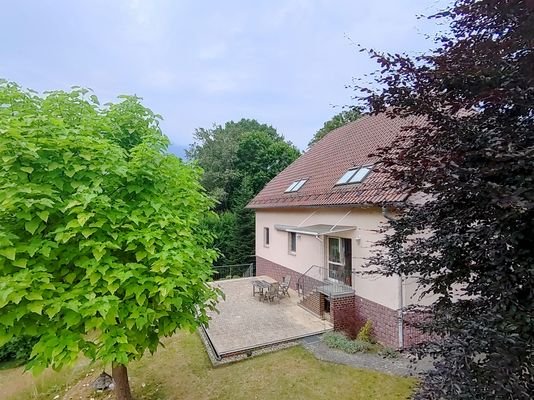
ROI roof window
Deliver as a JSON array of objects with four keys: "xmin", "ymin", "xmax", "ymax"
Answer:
[
  {"xmin": 336, "ymin": 166, "xmax": 372, "ymax": 185},
  {"xmin": 285, "ymin": 179, "xmax": 307, "ymax": 193}
]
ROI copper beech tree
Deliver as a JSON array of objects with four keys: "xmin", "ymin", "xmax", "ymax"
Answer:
[
  {"xmin": 361, "ymin": 0, "xmax": 534, "ymax": 398},
  {"xmin": 0, "ymin": 82, "xmax": 220, "ymax": 400}
]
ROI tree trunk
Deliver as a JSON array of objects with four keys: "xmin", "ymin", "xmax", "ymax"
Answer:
[{"xmin": 112, "ymin": 363, "xmax": 133, "ymax": 400}]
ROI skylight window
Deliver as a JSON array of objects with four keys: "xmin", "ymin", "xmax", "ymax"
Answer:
[
  {"xmin": 285, "ymin": 179, "xmax": 307, "ymax": 193},
  {"xmin": 336, "ymin": 166, "xmax": 372, "ymax": 185}
]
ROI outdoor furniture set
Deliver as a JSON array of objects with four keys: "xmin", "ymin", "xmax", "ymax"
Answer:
[{"xmin": 252, "ymin": 276, "xmax": 291, "ymax": 303}]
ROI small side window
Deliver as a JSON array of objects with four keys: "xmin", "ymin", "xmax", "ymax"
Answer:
[
  {"xmin": 264, "ymin": 227, "xmax": 270, "ymax": 247},
  {"xmin": 288, "ymin": 232, "xmax": 297, "ymax": 254}
]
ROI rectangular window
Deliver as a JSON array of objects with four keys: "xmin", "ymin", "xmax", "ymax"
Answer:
[
  {"xmin": 264, "ymin": 227, "xmax": 270, "ymax": 247},
  {"xmin": 288, "ymin": 232, "xmax": 297, "ymax": 254}
]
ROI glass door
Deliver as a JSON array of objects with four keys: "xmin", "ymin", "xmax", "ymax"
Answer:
[{"xmin": 328, "ymin": 237, "xmax": 345, "ymax": 281}]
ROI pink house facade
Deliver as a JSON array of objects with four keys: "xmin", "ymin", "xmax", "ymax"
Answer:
[{"xmin": 247, "ymin": 114, "xmax": 429, "ymax": 348}]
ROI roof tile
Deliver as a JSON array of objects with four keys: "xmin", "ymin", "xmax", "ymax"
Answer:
[{"xmin": 247, "ymin": 113, "xmax": 423, "ymax": 209}]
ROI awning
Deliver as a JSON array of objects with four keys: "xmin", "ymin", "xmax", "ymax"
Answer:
[{"xmin": 274, "ymin": 224, "xmax": 356, "ymax": 236}]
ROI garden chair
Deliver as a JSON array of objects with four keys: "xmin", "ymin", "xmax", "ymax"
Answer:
[
  {"xmin": 280, "ymin": 275, "xmax": 291, "ymax": 297},
  {"xmin": 264, "ymin": 282, "xmax": 280, "ymax": 303}
]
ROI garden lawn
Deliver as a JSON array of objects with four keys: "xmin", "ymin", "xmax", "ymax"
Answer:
[{"xmin": 1, "ymin": 332, "xmax": 416, "ymax": 400}]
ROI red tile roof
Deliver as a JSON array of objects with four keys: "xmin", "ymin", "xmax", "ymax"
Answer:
[{"xmin": 247, "ymin": 113, "xmax": 424, "ymax": 209}]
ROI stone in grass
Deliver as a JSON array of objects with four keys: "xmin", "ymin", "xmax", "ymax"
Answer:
[{"xmin": 92, "ymin": 371, "xmax": 114, "ymax": 391}]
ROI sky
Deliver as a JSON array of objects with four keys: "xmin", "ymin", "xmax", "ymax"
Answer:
[{"xmin": 0, "ymin": 0, "xmax": 449, "ymax": 150}]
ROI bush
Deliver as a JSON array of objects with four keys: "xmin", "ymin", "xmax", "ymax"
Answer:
[
  {"xmin": 356, "ymin": 320, "xmax": 375, "ymax": 343},
  {"xmin": 379, "ymin": 347, "xmax": 400, "ymax": 359},
  {"xmin": 322, "ymin": 331, "xmax": 373, "ymax": 354},
  {"xmin": 0, "ymin": 336, "xmax": 39, "ymax": 365}
]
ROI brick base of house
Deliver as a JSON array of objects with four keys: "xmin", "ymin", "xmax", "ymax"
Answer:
[
  {"xmin": 256, "ymin": 256, "xmax": 302, "ymax": 291},
  {"xmin": 353, "ymin": 295, "xmax": 399, "ymax": 348},
  {"xmin": 256, "ymin": 256, "xmax": 427, "ymax": 349},
  {"xmin": 300, "ymin": 291, "xmax": 326, "ymax": 319},
  {"xmin": 331, "ymin": 295, "xmax": 358, "ymax": 337}
]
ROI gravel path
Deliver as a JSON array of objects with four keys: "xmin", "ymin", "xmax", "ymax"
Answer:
[{"xmin": 300, "ymin": 336, "xmax": 433, "ymax": 377}]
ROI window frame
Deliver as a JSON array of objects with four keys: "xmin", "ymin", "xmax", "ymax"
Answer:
[
  {"xmin": 335, "ymin": 165, "xmax": 372, "ymax": 185},
  {"xmin": 263, "ymin": 227, "xmax": 270, "ymax": 247},
  {"xmin": 288, "ymin": 232, "xmax": 297, "ymax": 254},
  {"xmin": 285, "ymin": 179, "xmax": 308, "ymax": 193}
]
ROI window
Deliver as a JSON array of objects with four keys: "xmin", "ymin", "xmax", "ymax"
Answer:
[
  {"xmin": 288, "ymin": 232, "xmax": 297, "ymax": 254},
  {"xmin": 335, "ymin": 166, "xmax": 372, "ymax": 185},
  {"xmin": 285, "ymin": 179, "xmax": 307, "ymax": 193},
  {"xmin": 263, "ymin": 227, "xmax": 270, "ymax": 247}
]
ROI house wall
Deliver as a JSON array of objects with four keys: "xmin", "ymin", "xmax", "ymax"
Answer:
[
  {"xmin": 255, "ymin": 206, "xmax": 434, "ymax": 348},
  {"xmin": 255, "ymin": 207, "xmax": 401, "ymax": 310}
]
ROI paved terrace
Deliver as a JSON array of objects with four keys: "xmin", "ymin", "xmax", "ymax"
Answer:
[{"xmin": 205, "ymin": 276, "xmax": 333, "ymax": 357}]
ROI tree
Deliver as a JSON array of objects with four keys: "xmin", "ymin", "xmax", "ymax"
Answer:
[
  {"xmin": 0, "ymin": 81, "xmax": 219, "ymax": 400},
  {"xmin": 186, "ymin": 119, "xmax": 282, "ymax": 210},
  {"xmin": 188, "ymin": 119, "xmax": 299, "ymax": 264},
  {"xmin": 308, "ymin": 109, "xmax": 361, "ymax": 147},
  {"xmin": 359, "ymin": 1, "xmax": 534, "ymax": 398}
]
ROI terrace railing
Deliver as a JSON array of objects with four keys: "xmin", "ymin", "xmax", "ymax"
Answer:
[
  {"xmin": 212, "ymin": 263, "xmax": 255, "ymax": 281},
  {"xmin": 297, "ymin": 264, "xmax": 354, "ymax": 299}
]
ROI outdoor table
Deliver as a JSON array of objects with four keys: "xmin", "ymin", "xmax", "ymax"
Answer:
[{"xmin": 252, "ymin": 280, "xmax": 271, "ymax": 297}]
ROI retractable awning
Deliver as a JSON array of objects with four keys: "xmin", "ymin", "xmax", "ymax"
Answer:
[{"xmin": 274, "ymin": 224, "xmax": 356, "ymax": 236}]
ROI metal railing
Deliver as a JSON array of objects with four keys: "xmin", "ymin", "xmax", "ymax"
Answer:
[
  {"xmin": 212, "ymin": 263, "xmax": 255, "ymax": 281},
  {"xmin": 297, "ymin": 265, "xmax": 354, "ymax": 299}
]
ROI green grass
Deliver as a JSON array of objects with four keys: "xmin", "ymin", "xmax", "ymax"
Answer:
[{"xmin": 2, "ymin": 332, "xmax": 416, "ymax": 400}]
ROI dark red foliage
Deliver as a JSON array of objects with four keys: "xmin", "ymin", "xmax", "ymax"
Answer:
[{"xmin": 359, "ymin": 1, "xmax": 534, "ymax": 398}]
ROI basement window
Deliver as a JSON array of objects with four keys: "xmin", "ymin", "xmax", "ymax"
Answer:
[
  {"xmin": 285, "ymin": 179, "xmax": 308, "ymax": 193},
  {"xmin": 335, "ymin": 166, "xmax": 372, "ymax": 185}
]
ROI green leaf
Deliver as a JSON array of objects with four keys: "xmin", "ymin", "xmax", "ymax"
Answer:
[
  {"xmin": 64, "ymin": 311, "xmax": 81, "ymax": 326},
  {"xmin": 92, "ymin": 247, "xmax": 106, "ymax": 262},
  {"xmin": 46, "ymin": 303, "xmax": 61, "ymax": 318},
  {"xmin": 37, "ymin": 211, "xmax": 49, "ymax": 222},
  {"xmin": 13, "ymin": 258, "xmax": 28, "ymax": 268},
  {"xmin": 81, "ymin": 228, "xmax": 96, "ymax": 239},
  {"xmin": 135, "ymin": 250, "xmax": 147, "ymax": 262},
  {"xmin": 0, "ymin": 331, "xmax": 14, "ymax": 347},
  {"xmin": 77, "ymin": 213, "xmax": 93, "ymax": 227},
  {"xmin": 21, "ymin": 166, "xmax": 34, "ymax": 174},
  {"xmin": 25, "ymin": 219, "xmax": 40, "ymax": 235},
  {"xmin": 27, "ymin": 302, "xmax": 44, "ymax": 315},
  {"xmin": 0, "ymin": 247, "xmax": 16, "ymax": 261}
]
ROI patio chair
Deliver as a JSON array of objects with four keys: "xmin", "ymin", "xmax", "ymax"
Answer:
[
  {"xmin": 280, "ymin": 275, "xmax": 291, "ymax": 297},
  {"xmin": 264, "ymin": 282, "xmax": 280, "ymax": 303}
]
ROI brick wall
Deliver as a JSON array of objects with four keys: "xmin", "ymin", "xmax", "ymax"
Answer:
[
  {"xmin": 402, "ymin": 311, "xmax": 433, "ymax": 348},
  {"xmin": 353, "ymin": 295, "xmax": 399, "ymax": 348},
  {"xmin": 255, "ymin": 256, "xmax": 302, "ymax": 291},
  {"xmin": 331, "ymin": 295, "xmax": 358, "ymax": 337},
  {"xmin": 300, "ymin": 291, "xmax": 325, "ymax": 318}
]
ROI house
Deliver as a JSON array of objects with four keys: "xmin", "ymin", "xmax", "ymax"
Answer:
[{"xmin": 246, "ymin": 113, "xmax": 429, "ymax": 348}]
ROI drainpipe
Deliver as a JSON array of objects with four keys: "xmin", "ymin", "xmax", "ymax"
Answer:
[
  {"xmin": 398, "ymin": 275, "xmax": 404, "ymax": 350},
  {"xmin": 383, "ymin": 206, "xmax": 404, "ymax": 349}
]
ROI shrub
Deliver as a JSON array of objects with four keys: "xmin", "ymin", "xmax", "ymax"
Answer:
[
  {"xmin": 322, "ymin": 331, "xmax": 373, "ymax": 354},
  {"xmin": 0, "ymin": 336, "xmax": 39, "ymax": 365},
  {"xmin": 379, "ymin": 347, "xmax": 400, "ymax": 359},
  {"xmin": 356, "ymin": 320, "xmax": 375, "ymax": 343}
]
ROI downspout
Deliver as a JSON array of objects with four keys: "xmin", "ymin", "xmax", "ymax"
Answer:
[
  {"xmin": 398, "ymin": 275, "xmax": 404, "ymax": 349},
  {"xmin": 382, "ymin": 206, "xmax": 404, "ymax": 349}
]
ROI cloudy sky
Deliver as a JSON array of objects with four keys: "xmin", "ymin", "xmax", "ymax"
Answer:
[{"xmin": 1, "ymin": 0, "xmax": 448, "ymax": 150}]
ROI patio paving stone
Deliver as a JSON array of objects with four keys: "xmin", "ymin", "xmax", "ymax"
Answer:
[{"xmin": 205, "ymin": 276, "xmax": 333, "ymax": 356}]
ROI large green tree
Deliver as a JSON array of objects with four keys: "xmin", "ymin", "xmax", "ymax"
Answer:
[
  {"xmin": 360, "ymin": 1, "xmax": 533, "ymax": 398},
  {"xmin": 308, "ymin": 109, "xmax": 360, "ymax": 147},
  {"xmin": 0, "ymin": 81, "xmax": 219, "ymax": 400},
  {"xmin": 188, "ymin": 119, "xmax": 299, "ymax": 265}
]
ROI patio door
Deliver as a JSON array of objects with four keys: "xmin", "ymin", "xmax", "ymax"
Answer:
[{"xmin": 327, "ymin": 237, "xmax": 352, "ymax": 285}]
